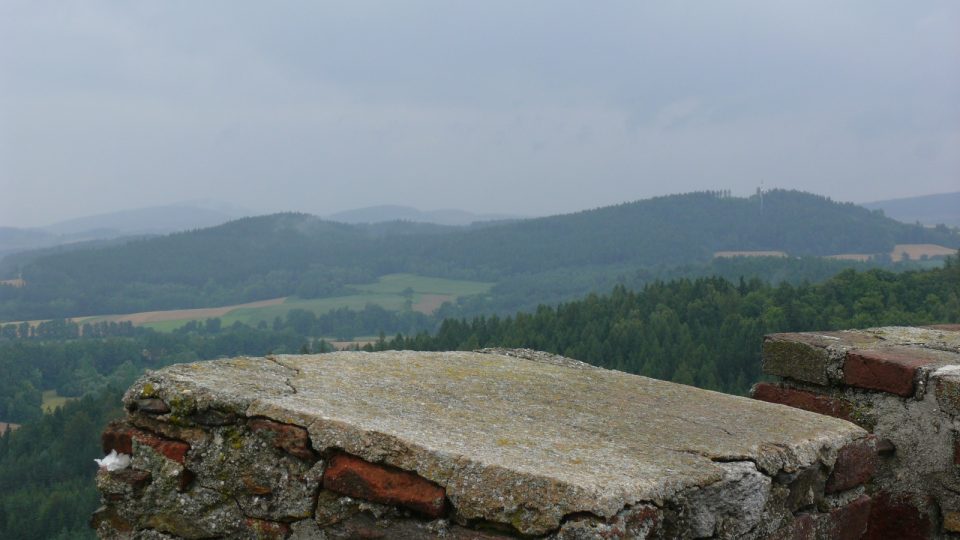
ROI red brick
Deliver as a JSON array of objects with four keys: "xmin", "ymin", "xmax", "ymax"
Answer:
[
  {"xmin": 826, "ymin": 495, "xmax": 871, "ymax": 540},
  {"xmin": 243, "ymin": 518, "xmax": 291, "ymax": 540},
  {"xmin": 843, "ymin": 348, "xmax": 939, "ymax": 396},
  {"xmin": 132, "ymin": 430, "xmax": 189, "ymax": 463},
  {"xmin": 323, "ymin": 452, "xmax": 448, "ymax": 518},
  {"xmin": 102, "ymin": 421, "xmax": 133, "ymax": 455},
  {"xmin": 864, "ymin": 492, "xmax": 935, "ymax": 540},
  {"xmin": 101, "ymin": 422, "xmax": 190, "ymax": 464},
  {"xmin": 249, "ymin": 418, "xmax": 315, "ymax": 461},
  {"xmin": 826, "ymin": 437, "xmax": 878, "ymax": 493},
  {"xmin": 752, "ymin": 383, "xmax": 857, "ymax": 423}
]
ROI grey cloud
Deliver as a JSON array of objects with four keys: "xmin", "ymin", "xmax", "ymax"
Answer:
[{"xmin": 1, "ymin": 1, "xmax": 958, "ymax": 226}]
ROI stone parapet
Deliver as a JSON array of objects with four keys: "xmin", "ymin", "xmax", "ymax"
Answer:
[
  {"xmin": 753, "ymin": 326, "xmax": 960, "ymax": 539},
  {"xmin": 94, "ymin": 349, "xmax": 872, "ymax": 539}
]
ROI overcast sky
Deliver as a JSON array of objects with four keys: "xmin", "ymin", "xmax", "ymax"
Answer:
[{"xmin": 1, "ymin": 1, "xmax": 958, "ymax": 227}]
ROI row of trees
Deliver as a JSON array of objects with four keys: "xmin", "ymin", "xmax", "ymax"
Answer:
[
  {"xmin": 385, "ymin": 261, "xmax": 960, "ymax": 394},
  {"xmin": 0, "ymin": 320, "xmax": 139, "ymax": 340}
]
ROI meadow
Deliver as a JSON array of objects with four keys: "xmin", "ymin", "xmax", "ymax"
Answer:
[{"xmin": 139, "ymin": 274, "xmax": 494, "ymax": 331}]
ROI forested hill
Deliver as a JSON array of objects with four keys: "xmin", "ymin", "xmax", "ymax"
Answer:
[
  {"xmin": 405, "ymin": 190, "xmax": 957, "ymax": 274},
  {"xmin": 1, "ymin": 190, "xmax": 957, "ymax": 320}
]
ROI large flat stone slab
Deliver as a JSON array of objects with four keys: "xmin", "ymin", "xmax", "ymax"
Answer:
[{"xmin": 112, "ymin": 349, "xmax": 868, "ymax": 537}]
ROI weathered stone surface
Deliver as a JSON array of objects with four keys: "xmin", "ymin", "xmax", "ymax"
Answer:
[
  {"xmin": 97, "ymin": 469, "xmax": 152, "ymax": 501},
  {"xmin": 117, "ymin": 350, "xmax": 867, "ymax": 536},
  {"xmin": 323, "ymin": 452, "xmax": 448, "ymax": 518},
  {"xmin": 825, "ymin": 437, "xmax": 878, "ymax": 494},
  {"xmin": 133, "ymin": 398, "xmax": 171, "ymax": 414},
  {"xmin": 248, "ymin": 417, "xmax": 316, "ymax": 461},
  {"xmin": 933, "ymin": 365, "xmax": 960, "ymax": 417},
  {"xmin": 926, "ymin": 324, "xmax": 960, "ymax": 332},
  {"xmin": 762, "ymin": 334, "xmax": 836, "ymax": 385},
  {"xmin": 759, "ymin": 495, "xmax": 871, "ymax": 540},
  {"xmin": 553, "ymin": 504, "xmax": 661, "ymax": 539},
  {"xmin": 187, "ymin": 423, "xmax": 324, "ymax": 521},
  {"xmin": 126, "ymin": 413, "xmax": 209, "ymax": 445},
  {"xmin": 99, "ymin": 439, "xmax": 247, "ymax": 539},
  {"xmin": 680, "ymin": 461, "xmax": 772, "ymax": 538},
  {"xmin": 843, "ymin": 347, "xmax": 940, "ymax": 397},
  {"xmin": 864, "ymin": 326, "xmax": 960, "ymax": 354},
  {"xmin": 91, "ymin": 505, "xmax": 133, "ymax": 534},
  {"xmin": 778, "ymin": 466, "xmax": 827, "ymax": 513},
  {"xmin": 320, "ymin": 511, "xmax": 517, "ymax": 539},
  {"xmin": 765, "ymin": 513, "xmax": 816, "ymax": 540}
]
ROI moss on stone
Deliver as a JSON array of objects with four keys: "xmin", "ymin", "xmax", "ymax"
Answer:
[{"xmin": 763, "ymin": 338, "xmax": 831, "ymax": 386}]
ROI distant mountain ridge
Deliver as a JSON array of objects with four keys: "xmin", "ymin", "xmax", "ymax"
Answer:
[
  {"xmin": 862, "ymin": 192, "xmax": 960, "ymax": 227},
  {"xmin": 326, "ymin": 205, "xmax": 521, "ymax": 226},
  {"xmin": 1, "ymin": 190, "xmax": 957, "ymax": 320},
  {"xmin": 0, "ymin": 202, "xmax": 244, "ymax": 260},
  {"xmin": 42, "ymin": 204, "xmax": 238, "ymax": 236}
]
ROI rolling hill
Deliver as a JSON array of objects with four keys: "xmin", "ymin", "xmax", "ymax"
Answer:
[
  {"xmin": 1, "ymin": 190, "xmax": 957, "ymax": 321},
  {"xmin": 862, "ymin": 191, "xmax": 960, "ymax": 227},
  {"xmin": 326, "ymin": 205, "xmax": 521, "ymax": 226},
  {"xmin": 0, "ymin": 202, "xmax": 245, "ymax": 262}
]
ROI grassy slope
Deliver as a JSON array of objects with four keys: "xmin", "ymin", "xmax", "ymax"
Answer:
[
  {"xmin": 41, "ymin": 390, "xmax": 77, "ymax": 413},
  {"xmin": 142, "ymin": 274, "xmax": 494, "ymax": 331}
]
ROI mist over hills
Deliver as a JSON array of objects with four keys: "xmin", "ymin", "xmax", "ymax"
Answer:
[
  {"xmin": 42, "ymin": 203, "xmax": 239, "ymax": 236},
  {"xmin": 1, "ymin": 190, "xmax": 957, "ymax": 321},
  {"xmin": 862, "ymin": 191, "xmax": 960, "ymax": 227},
  {"xmin": 0, "ymin": 202, "xmax": 245, "ymax": 260},
  {"xmin": 326, "ymin": 205, "xmax": 521, "ymax": 226},
  {"xmin": 0, "ymin": 203, "xmax": 521, "ymax": 262}
]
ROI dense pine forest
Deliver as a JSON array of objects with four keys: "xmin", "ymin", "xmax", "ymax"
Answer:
[
  {"xmin": 2, "ymin": 190, "xmax": 957, "ymax": 320},
  {"xmin": 0, "ymin": 259, "xmax": 957, "ymax": 538}
]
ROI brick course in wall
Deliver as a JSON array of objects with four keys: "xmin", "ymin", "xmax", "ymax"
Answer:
[{"xmin": 752, "ymin": 325, "xmax": 960, "ymax": 539}]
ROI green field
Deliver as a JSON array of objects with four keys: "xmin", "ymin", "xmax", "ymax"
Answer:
[
  {"xmin": 348, "ymin": 274, "xmax": 494, "ymax": 296},
  {"xmin": 41, "ymin": 389, "xmax": 77, "ymax": 413},
  {"xmin": 142, "ymin": 274, "xmax": 493, "ymax": 332}
]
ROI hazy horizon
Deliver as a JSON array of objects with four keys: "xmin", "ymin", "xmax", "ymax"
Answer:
[
  {"xmin": 6, "ymin": 187, "xmax": 960, "ymax": 231},
  {"xmin": 3, "ymin": 1, "xmax": 958, "ymax": 228}
]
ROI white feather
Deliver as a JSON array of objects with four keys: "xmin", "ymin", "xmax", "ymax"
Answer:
[{"xmin": 95, "ymin": 449, "xmax": 131, "ymax": 471}]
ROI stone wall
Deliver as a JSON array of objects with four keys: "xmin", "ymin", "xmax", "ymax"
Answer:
[
  {"xmin": 753, "ymin": 325, "xmax": 960, "ymax": 539},
  {"xmin": 94, "ymin": 349, "xmax": 876, "ymax": 539}
]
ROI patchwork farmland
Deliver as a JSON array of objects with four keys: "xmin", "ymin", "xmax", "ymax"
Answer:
[{"xmin": 57, "ymin": 274, "xmax": 494, "ymax": 333}]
